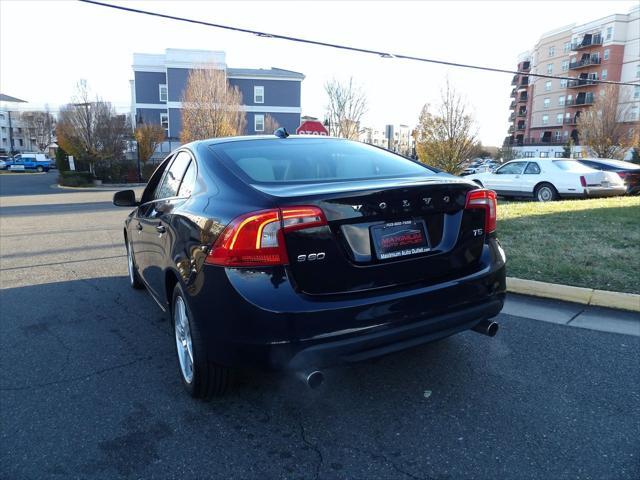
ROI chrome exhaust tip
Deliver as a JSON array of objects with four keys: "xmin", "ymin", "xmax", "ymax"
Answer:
[
  {"xmin": 472, "ymin": 320, "xmax": 499, "ymax": 337},
  {"xmin": 299, "ymin": 370, "xmax": 324, "ymax": 389}
]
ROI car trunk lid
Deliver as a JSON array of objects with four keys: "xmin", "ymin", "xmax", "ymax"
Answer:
[{"xmin": 254, "ymin": 176, "xmax": 487, "ymax": 295}]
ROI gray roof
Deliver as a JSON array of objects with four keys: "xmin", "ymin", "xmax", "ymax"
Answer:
[
  {"xmin": 226, "ymin": 67, "xmax": 305, "ymax": 80},
  {"xmin": 0, "ymin": 93, "xmax": 27, "ymax": 103}
]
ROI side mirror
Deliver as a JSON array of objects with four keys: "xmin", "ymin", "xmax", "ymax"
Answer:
[{"xmin": 113, "ymin": 190, "xmax": 138, "ymax": 207}]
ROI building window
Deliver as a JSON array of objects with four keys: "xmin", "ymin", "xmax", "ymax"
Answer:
[
  {"xmin": 561, "ymin": 60, "xmax": 569, "ymax": 72},
  {"xmin": 543, "ymin": 98, "xmax": 550, "ymax": 108},
  {"xmin": 0, "ymin": 114, "xmax": 4, "ymax": 120},
  {"xmin": 560, "ymin": 78, "xmax": 568, "ymax": 88},
  {"xmin": 548, "ymin": 46, "xmax": 555, "ymax": 57},
  {"xmin": 159, "ymin": 84, "xmax": 168, "ymax": 102},
  {"xmin": 559, "ymin": 96, "xmax": 565, "ymax": 106},
  {"xmin": 540, "ymin": 152, "xmax": 549, "ymax": 158},
  {"xmin": 547, "ymin": 63, "xmax": 553, "ymax": 74},
  {"xmin": 629, "ymin": 106, "xmax": 639, "ymax": 121},
  {"xmin": 160, "ymin": 113, "xmax": 169, "ymax": 134},
  {"xmin": 545, "ymin": 81, "xmax": 552, "ymax": 91},
  {"xmin": 554, "ymin": 152, "xmax": 564, "ymax": 158},
  {"xmin": 542, "ymin": 115, "xmax": 549, "ymax": 125},
  {"xmin": 636, "ymin": 64, "xmax": 640, "ymax": 78},
  {"xmin": 18, "ymin": 139, "xmax": 23, "ymax": 147},
  {"xmin": 563, "ymin": 130, "xmax": 569, "ymax": 138},
  {"xmin": 603, "ymin": 49, "xmax": 610, "ymax": 61},
  {"xmin": 556, "ymin": 113, "xmax": 563, "ymax": 124},
  {"xmin": 254, "ymin": 114, "xmax": 265, "ymax": 132},
  {"xmin": 554, "ymin": 131, "xmax": 562, "ymax": 141},
  {"xmin": 605, "ymin": 26, "xmax": 613, "ymax": 40},
  {"xmin": 254, "ymin": 86, "xmax": 264, "ymax": 104},
  {"xmin": 601, "ymin": 69, "xmax": 608, "ymax": 80},
  {"xmin": 634, "ymin": 86, "xmax": 640, "ymax": 99},
  {"xmin": 567, "ymin": 94, "xmax": 573, "ymax": 105},
  {"xmin": 563, "ymin": 42, "xmax": 571, "ymax": 53}
]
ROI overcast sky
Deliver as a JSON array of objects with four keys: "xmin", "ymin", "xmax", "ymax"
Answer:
[{"xmin": 1, "ymin": 0, "xmax": 637, "ymax": 145}]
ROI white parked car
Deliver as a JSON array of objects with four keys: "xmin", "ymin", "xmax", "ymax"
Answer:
[{"xmin": 466, "ymin": 158, "xmax": 626, "ymax": 202}]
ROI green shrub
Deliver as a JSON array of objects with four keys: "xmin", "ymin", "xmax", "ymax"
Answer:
[{"xmin": 58, "ymin": 171, "xmax": 94, "ymax": 187}]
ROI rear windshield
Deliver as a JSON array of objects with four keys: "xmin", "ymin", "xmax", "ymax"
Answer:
[
  {"xmin": 210, "ymin": 138, "xmax": 434, "ymax": 184},
  {"xmin": 553, "ymin": 160, "xmax": 593, "ymax": 172}
]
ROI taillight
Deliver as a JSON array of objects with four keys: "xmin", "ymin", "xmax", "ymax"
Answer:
[
  {"xmin": 205, "ymin": 206, "xmax": 326, "ymax": 267},
  {"xmin": 580, "ymin": 175, "xmax": 587, "ymax": 187},
  {"xmin": 465, "ymin": 189, "xmax": 497, "ymax": 234},
  {"xmin": 617, "ymin": 172, "xmax": 628, "ymax": 179}
]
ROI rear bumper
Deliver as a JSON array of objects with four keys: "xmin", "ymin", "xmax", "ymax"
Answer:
[
  {"xmin": 188, "ymin": 238, "xmax": 506, "ymax": 370},
  {"xmin": 562, "ymin": 186, "xmax": 627, "ymax": 198}
]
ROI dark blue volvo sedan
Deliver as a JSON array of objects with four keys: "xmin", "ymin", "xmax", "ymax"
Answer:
[{"xmin": 114, "ymin": 133, "xmax": 506, "ymax": 399}]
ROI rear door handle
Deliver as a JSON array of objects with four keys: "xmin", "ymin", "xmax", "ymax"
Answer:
[{"xmin": 156, "ymin": 225, "xmax": 166, "ymax": 234}]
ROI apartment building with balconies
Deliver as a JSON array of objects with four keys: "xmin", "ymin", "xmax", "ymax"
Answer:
[{"xmin": 505, "ymin": 4, "xmax": 640, "ymax": 158}]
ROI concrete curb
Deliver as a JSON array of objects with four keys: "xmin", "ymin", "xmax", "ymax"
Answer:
[
  {"xmin": 507, "ymin": 277, "xmax": 640, "ymax": 313},
  {"xmin": 55, "ymin": 183, "xmax": 146, "ymax": 191}
]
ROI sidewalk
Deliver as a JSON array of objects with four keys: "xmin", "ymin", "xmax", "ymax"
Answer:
[{"xmin": 503, "ymin": 293, "xmax": 640, "ymax": 337}]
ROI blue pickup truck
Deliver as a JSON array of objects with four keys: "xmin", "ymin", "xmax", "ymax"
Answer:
[{"xmin": 6, "ymin": 153, "xmax": 52, "ymax": 172}]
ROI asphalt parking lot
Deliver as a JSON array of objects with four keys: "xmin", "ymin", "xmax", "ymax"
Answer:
[{"xmin": 1, "ymin": 172, "xmax": 639, "ymax": 479}]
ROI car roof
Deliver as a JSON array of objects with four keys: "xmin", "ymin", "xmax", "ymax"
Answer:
[{"xmin": 188, "ymin": 134, "xmax": 347, "ymax": 148}]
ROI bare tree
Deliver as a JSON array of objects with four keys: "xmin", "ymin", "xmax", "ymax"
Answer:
[
  {"xmin": 180, "ymin": 67, "xmax": 246, "ymax": 142},
  {"xmin": 263, "ymin": 114, "xmax": 280, "ymax": 134},
  {"xmin": 134, "ymin": 123, "xmax": 165, "ymax": 165},
  {"xmin": 324, "ymin": 77, "xmax": 367, "ymax": 139},
  {"xmin": 21, "ymin": 110, "xmax": 55, "ymax": 152},
  {"xmin": 415, "ymin": 80, "xmax": 479, "ymax": 174},
  {"xmin": 577, "ymin": 84, "xmax": 638, "ymax": 159},
  {"xmin": 56, "ymin": 81, "xmax": 129, "ymax": 174}
]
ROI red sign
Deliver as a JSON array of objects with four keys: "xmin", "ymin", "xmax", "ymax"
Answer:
[{"xmin": 296, "ymin": 121, "xmax": 329, "ymax": 136}]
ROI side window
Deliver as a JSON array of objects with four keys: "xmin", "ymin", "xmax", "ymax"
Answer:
[
  {"xmin": 154, "ymin": 151, "xmax": 191, "ymax": 200},
  {"xmin": 524, "ymin": 162, "xmax": 541, "ymax": 174},
  {"xmin": 141, "ymin": 154, "xmax": 173, "ymax": 204},
  {"xmin": 496, "ymin": 162, "xmax": 526, "ymax": 175},
  {"xmin": 178, "ymin": 160, "xmax": 197, "ymax": 197}
]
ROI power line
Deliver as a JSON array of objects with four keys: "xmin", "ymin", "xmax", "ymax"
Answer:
[{"xmin": 79, "ymin": 0, "xmax": 640, "ymax": 88}]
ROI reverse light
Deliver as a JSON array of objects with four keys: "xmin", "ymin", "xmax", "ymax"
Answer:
[
  {"xmin": 465, "ymin": 189, "xmax": 497, "ymax": 234},
  {"xmin": 205, "ymin": 206, "xmax": 327, "ymax": 267}
]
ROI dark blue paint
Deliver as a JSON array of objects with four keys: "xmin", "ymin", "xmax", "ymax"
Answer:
[{"xmin": 134, "ymin": 72, "xmax": 167, "ymax": 104}]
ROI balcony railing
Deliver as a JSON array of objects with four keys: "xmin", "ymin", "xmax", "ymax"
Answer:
[
  {"xmin": 520, "ymin": 77, "xmax": 529, "ymax": 86},
  {"xmin": 516, "ymin": 123, "xmax": 526, "ymax": 131},
  {"xmin": 564, "ymin": 117, "xmax": 579, "ymax": 125},
  {"xmin": 510, "ymin": 88, "xmax": 516, "ymax": 98},
  {"xmin": 509, "ymin": 113, "xmax": 516, "ymax": 122},
  {"xmin": 510, "ymin": 101, "xmax": 516, "ymax": 109},
  {"xmin": 511, "ymin": 75, "xmax": 518, "ymax": 85},
  {"xmin": 569, "ymin": 57, "xmax": 601, "ymax": 70},
  {"xmin": 567, "ymin": 78, "xmax": 597, "ymax": 88},
  {"xmin": 571, "ymin": 34, "xmax": 603, "ymax": 51},
  {"xmin": 567, "ymin": 94, "xmax": 594, "ymax": 106},
  {"xmin": 517, "ymin": 110, "xmax": 527, "ymax": 117},
  {"xmin": 520, "ymin": 61, "xmax": 531, "ymax": 72},
  {"xmin": 517, "ymin": 93, "xmax": 528, "ymax": 103},
  {"xmin": 508, "ymin": 126, "xmax": 515, "ymax": 134}
]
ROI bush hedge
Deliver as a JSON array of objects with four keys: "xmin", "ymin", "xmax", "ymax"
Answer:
[{"xmin": 58, "ymin": 171, "xmax": 94, "ymax": 187}]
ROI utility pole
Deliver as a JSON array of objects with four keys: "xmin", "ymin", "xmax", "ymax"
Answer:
[
  {"xmin": 7, "ymin": 111, "xmax": 15, "ymax": 155},
  {"xmin": 135, "ymin": 114, "xmax": 143, "ymax": 182}
]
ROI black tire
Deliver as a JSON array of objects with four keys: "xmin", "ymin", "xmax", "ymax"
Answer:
[
  {"xmin": 534, "ymin": 183, "xmax": 558, "ymax": 202},
  {"xmin": 171, "ymin": 283, "xmax": 229, "ymax": 399},
  {"xmin": 125, "ymin": 237, "xmax": 144, "ymax": 289},
  {"xmin": 36, "ymin": 166, "xmax": 44, "ymax": 173}
]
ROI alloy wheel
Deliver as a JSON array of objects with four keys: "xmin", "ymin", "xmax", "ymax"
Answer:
[{"xmin": 174, "ymin": 296, "xmax": 194, "ymax": 384}]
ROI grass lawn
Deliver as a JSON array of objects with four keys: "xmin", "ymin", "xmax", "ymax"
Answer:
[{"xmin": 497, "ymin": 196, "xmax": 640, "ymax": 294}]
